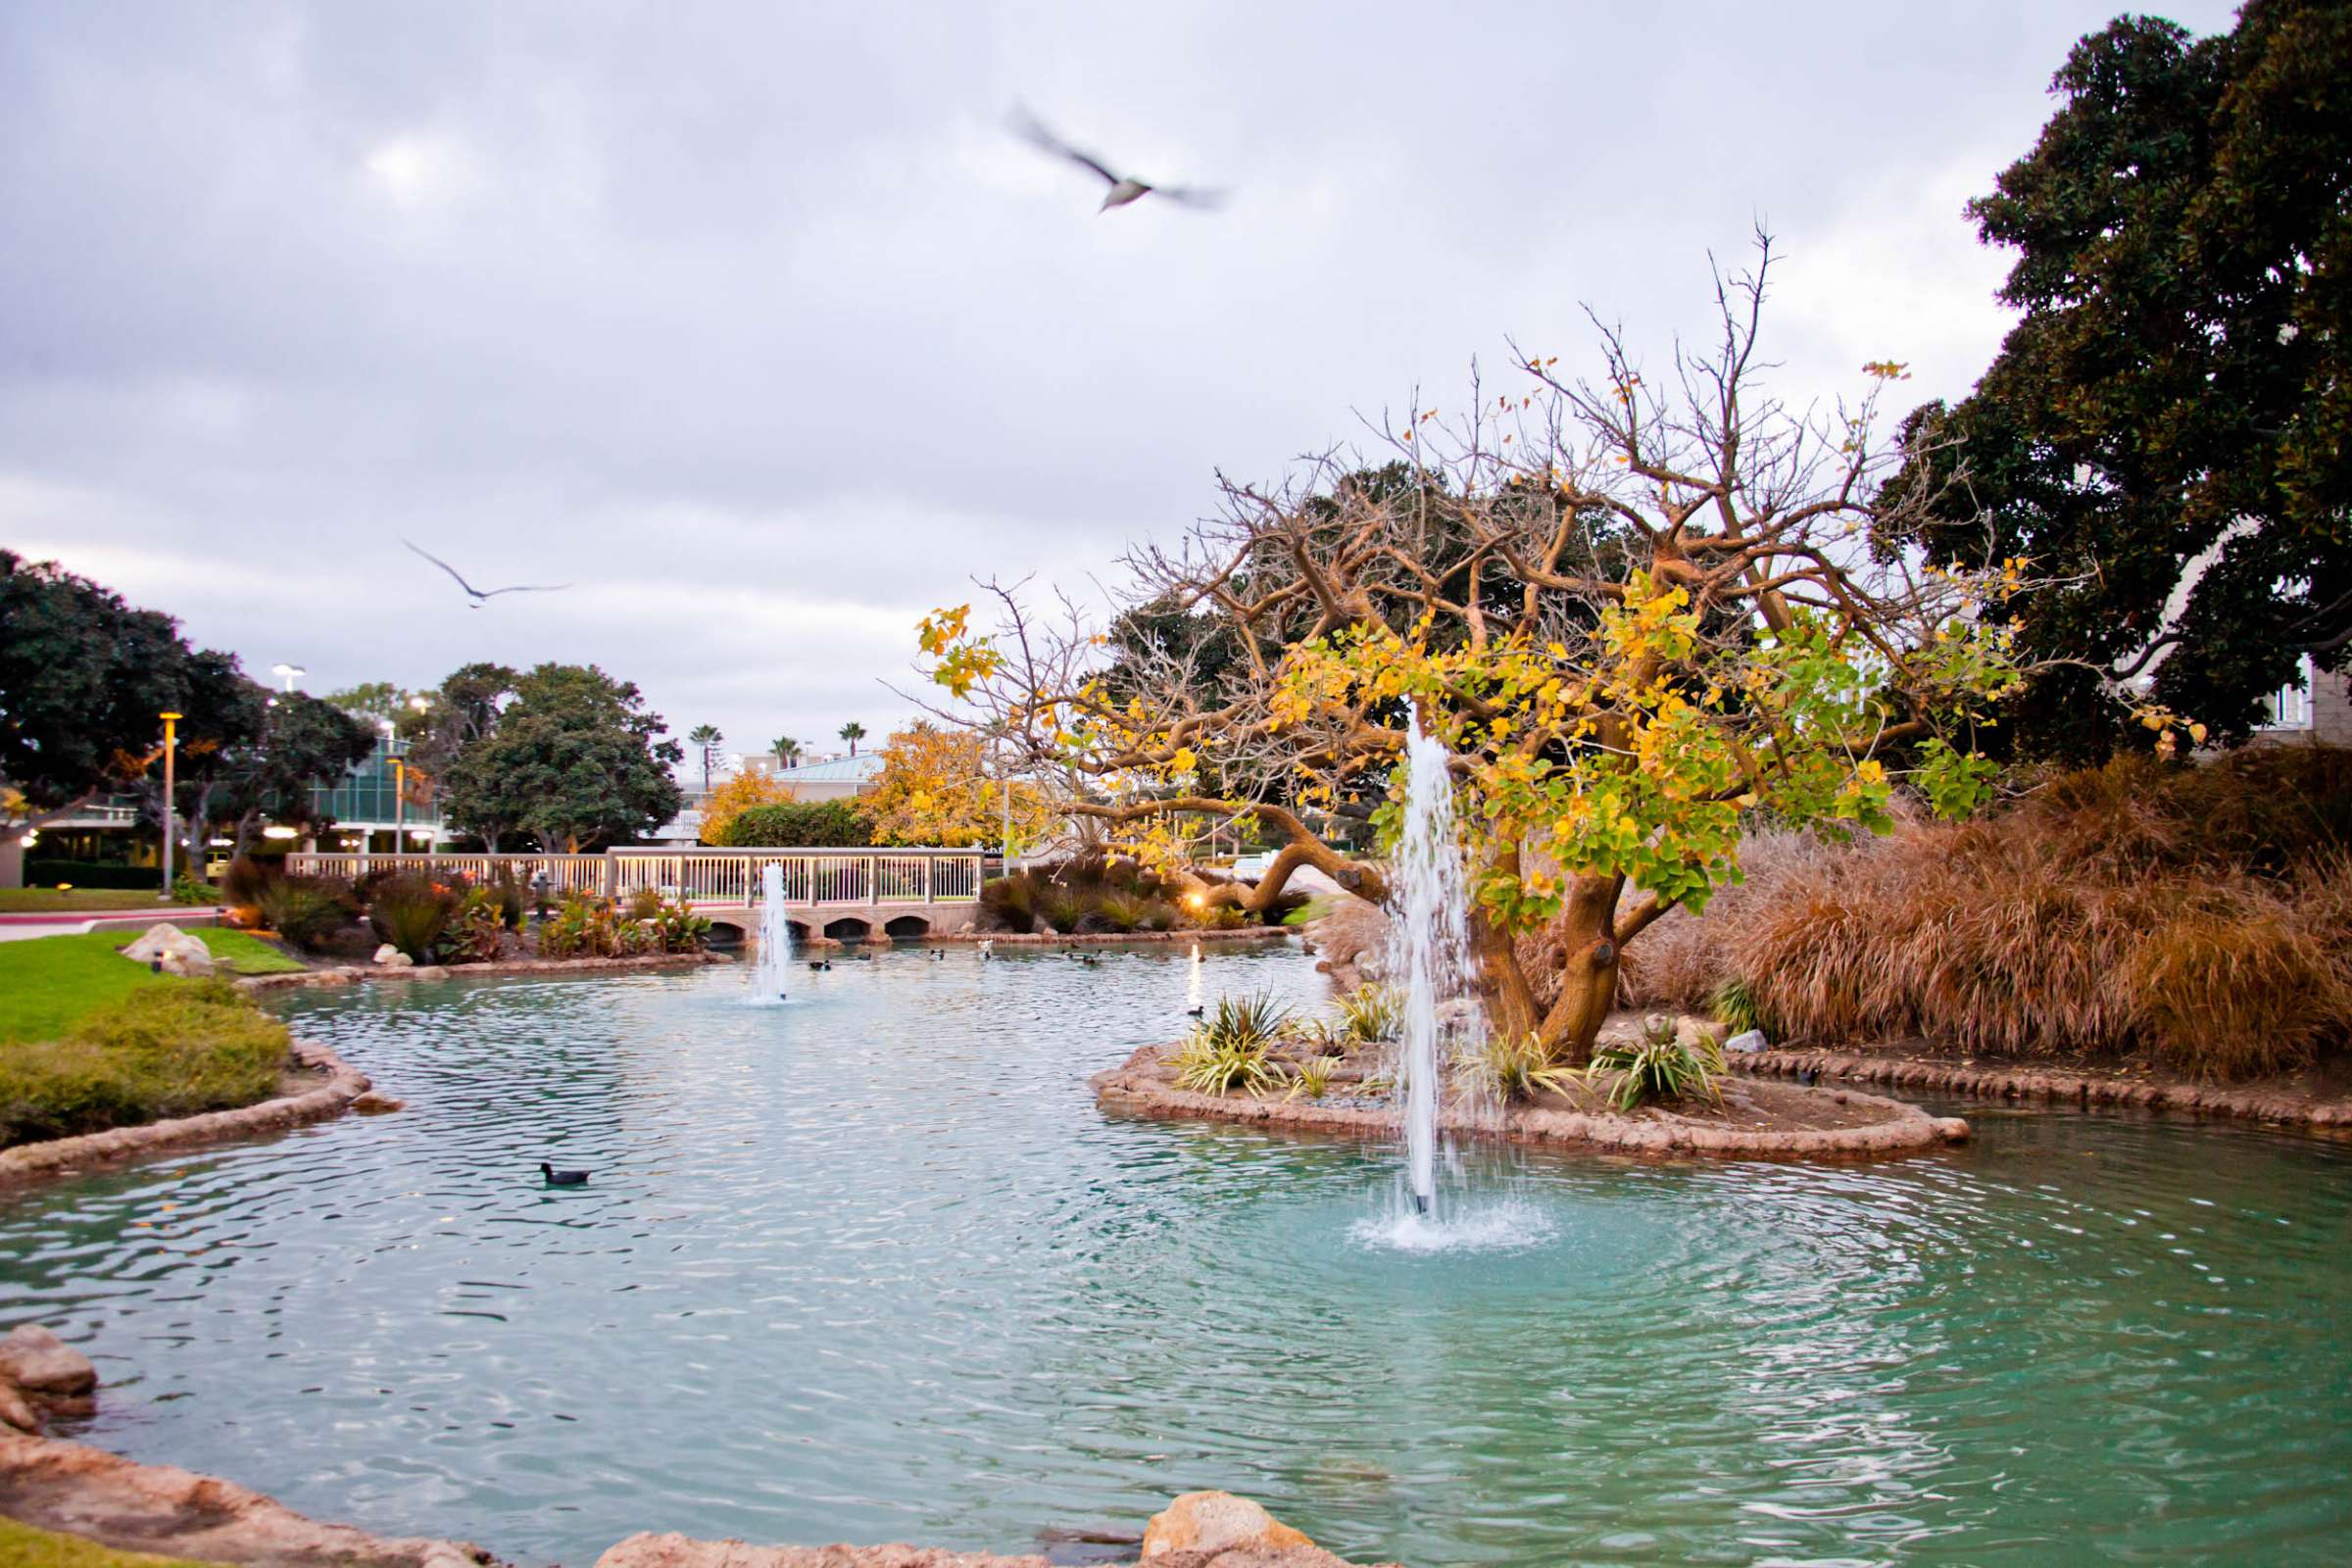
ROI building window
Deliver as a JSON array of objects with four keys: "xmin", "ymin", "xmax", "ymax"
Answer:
[{"xmin": 2261, "ymin": 655, "xmax": 2315, "ymax": 730}]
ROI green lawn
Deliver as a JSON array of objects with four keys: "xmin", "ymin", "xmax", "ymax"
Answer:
[
  {"xmin": 0, "ymin": 928, "xmax": 304, "ymax": 1046},
  {"xmin": 0, "ymin": 888, "xmax": 192, "ymax": 912},
  {"xmin": 0, "ymin": 1517, "xmax": 214, "ymax": 1568}
]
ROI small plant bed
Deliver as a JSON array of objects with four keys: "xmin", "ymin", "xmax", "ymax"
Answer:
[
  {"xmin": 1096, "ymin": 996, "xmax": 1966, "ymax": 1159},
  {"xmin": 211, "ymin": 858, "xmax": 713, "ymax": 970}
]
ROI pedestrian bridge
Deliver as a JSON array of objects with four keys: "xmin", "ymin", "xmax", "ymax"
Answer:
[{"xmin": 285, "ymin": 847, "xmax": 986, "ymax": 943}]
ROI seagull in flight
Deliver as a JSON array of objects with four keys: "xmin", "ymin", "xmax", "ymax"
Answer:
[
  {"xmin": 403, "ymin": 541, "xmax": 570, "ymax": 608},
  {"xmin": 1009, "ymin": 106, "xmax": 1226, "ymax": 214}
]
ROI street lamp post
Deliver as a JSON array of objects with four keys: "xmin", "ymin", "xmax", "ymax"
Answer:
[
  {"xmin": 158, "ymin": 711, "xmax": 182, "ymax": 899},
  {"xmin": 392, "ymin": 755, "xmax": 408, "ymax": 859}
]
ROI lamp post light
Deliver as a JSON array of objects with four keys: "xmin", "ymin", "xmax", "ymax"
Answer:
[
  {"xmin": 157, "ymin": 711, "xmax": 182, "ymax": 900},
  {"xmin": 269, "ymin": 662, "xmax": 306, "ymax": 694},
  {"xmin": 391, "ymin": 755, "xmax": 408, "ymax": 860}
]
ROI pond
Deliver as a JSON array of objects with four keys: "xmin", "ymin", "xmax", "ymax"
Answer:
[{"xmin": 2, "ymin": 947, "xmax": 2349, "ymax": 1566}]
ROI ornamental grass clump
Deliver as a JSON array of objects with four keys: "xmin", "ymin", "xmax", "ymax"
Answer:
[
  {"xmin": 368, "ymin": 875, "xmax": 458, "ymax": 963},
  {"xmin": 1173, "ymin": 992, "xmax": 1291, "ymax": 1096},
  {"xmin": 1335, "ymin": 984, "xmax": 1403, "ymax": 1047},
  {"xmin": 257, "ymin": 874, "xmax": 358, "ymax": 953},
  {"xmin": 1454, "ymin": 1031, "xmax": 1577, "ymax": 1103},
  {"xmin": 0, "ymin": 979, "xmax": 289, "ymax": 1147}
]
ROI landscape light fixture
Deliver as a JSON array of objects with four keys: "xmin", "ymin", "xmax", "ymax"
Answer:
[
  {"xmin": 270, "ymin": 662, "xmax": 306, "ymax": 693},
  {"xmin": 263, "ymin": 825, "xmax": 299, "ymax": 841}
]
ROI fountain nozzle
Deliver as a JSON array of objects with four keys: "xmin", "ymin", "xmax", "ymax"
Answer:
[{"xmin": 1411, "ymin": 1192, "xmax": 1429, "ymax": 1216}]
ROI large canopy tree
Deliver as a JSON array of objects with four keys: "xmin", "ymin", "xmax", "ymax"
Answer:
[
  {"xmin": 441, "ymin": 663, "xmax": 684, "ymax": 852},
  {"xmin": 919, "ymin": 244, "xmax": 2021, "ymax": 1061},
  {"xmin": 1887, "ymin": 0, "xmax": 2352, "ymax": 758},
  {"xmin": 0, "ymin": 551, "xmax": 189, "ymax": 847}
]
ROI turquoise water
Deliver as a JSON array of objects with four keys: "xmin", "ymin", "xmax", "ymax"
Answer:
[{"xmin": 1, "ymin": 947, "xmax": 2348, "ymax": 1565}]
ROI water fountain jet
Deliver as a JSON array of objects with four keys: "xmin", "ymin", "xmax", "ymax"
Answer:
[
  {"xmin": 1384, "ymin": 710, "xmax": 1475, "ymax": 1219},
  {"xmin": 748, "ymin": 862, "xmax": 794, "ymax": 1004}
]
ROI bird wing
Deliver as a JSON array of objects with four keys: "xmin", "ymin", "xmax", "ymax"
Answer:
[
  {"xmin": 477, "ymin": 582, "xmax": 573, "ymax": 598},
  {"xmin": 404, "ymin": 539, "xmax": 482, "ymax": 597},
  {"xmin": 1152, "ymin": 184, "xmax": 1229, "ymax": 211},
  {"xmin": 1007, "ymin": 105, "xmax": 1119, "ymax": 186}
]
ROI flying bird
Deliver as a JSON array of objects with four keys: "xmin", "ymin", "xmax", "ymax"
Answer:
[
  {"xmin": 1008, "ymin": 106, "xmax": 1226, "ymax": 214},
  {"xmin": 404, "ymin": 540, "xmax": 570, "ymax": 608}
]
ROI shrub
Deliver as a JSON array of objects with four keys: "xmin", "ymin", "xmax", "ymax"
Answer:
[
  {"xmin": 257, "ymin": 875, "xmax": 358, "ymax": 953},
  {"xmin": 2128, "ymin": 907, "xmax": 2341, "ymax": 1080},
  {"xmin": 171, "ymin": 873, "xmax": 214, "ymax": 906},
  {"xmin": 717, "ymin": 800, "xmax": 873, "ymax": 848},
  {"xmin": 1585, "ymin": 1017, "xmax": 1724, "ymax": 1111},
  {"xmin": 485, "ymin": 868, "xmax": 529, "ymax": 931},
  {"xmin": 539, "ymin": 895, "xmax": 615, "ymax": 959},
  {"xmin": 368, "ymin": 875, "xmax": 458, "ymax": 962},
  {"xmin": 0, "ymin": 980, "xmax": 289, "ymax": 1147},
  {"xmin": 647, "ymin": 898, "xmax": 712, "ymax": 954},
  {"xmin": 978, "ymin": 873, "xmax": 1041, "ymax": 933},
  {"xmin": 438, "ymin": 891, "xmax": 506, "ymax": 965},
  {"xmin": 221, "ymin": 856, "xmax": 274, "ymax": 908}
]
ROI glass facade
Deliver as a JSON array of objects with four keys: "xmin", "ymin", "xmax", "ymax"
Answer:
[{"xmin": 310, "ymin": 737, "xmax": 443, "ymax": 829}]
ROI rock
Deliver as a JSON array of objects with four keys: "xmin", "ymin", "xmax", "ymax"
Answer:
[
  {"xmin": 0, "ymin": 1381, "xmax": 39, "ymax": 1434},
  {"xmin": 372, "ymin": 945, "xmax": 415, "ymax": 968},
  {"xmin": 351, "ymin": 1093, "xmax": 406, "ymax": 1115},
  {"xmin": 1143, "ymin": 1493, "xmax": 1316, "ymax": 1559},
  {"xmin": 119, "ymin": 923, "xmax": 212, "ymax": 977},
  {"xmin": 0, "ymin": 1326, "xmax": 97, "ymax": 1397},
  {"xmin": 1724, "ymin": 1029, "xmax": 1768, "ymax": 1054}
]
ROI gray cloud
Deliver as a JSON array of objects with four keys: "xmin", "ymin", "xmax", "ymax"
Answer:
[{"xmin": 1, "ymin": 0, "xmax": 2239, "ymax": 760}]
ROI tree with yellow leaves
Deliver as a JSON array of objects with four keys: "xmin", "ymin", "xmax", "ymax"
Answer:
[
  {"xmin": 696, "ymin": 769, "xmax": 798, "ymax": 846},
  {"xmin": 916, "ymin": 239, "xmax": 2034, "ymax": 1062},
  {"xmin": 864, "ymin": 720, "xmax": 1053, "ymax": 850}
]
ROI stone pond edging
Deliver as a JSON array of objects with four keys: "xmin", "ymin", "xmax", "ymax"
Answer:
[
  {"xmin": 932, "ymin": 927, "xmax": 1291, "ymax": 946},
  {"xmin": 233, "ymin": 950, "xmax": 732, "ymax": 992},
  {"xmin": 1736, "ymin": 1049, "xmax": 2352, "ymax": 1131},
  {"xmin": 0, "ymin": 1040, "xmax": 372, "ymax": 1191},
  {"xmin": 1093, "ymin": 1044, "xmax": 1968, "ymax": 1159},
  {"xmin": 0, "ymin": 1426, "xmax": 498, "ymax": 1568}
]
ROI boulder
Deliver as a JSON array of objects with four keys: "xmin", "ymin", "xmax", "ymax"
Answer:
[
  {"xmin": 119, "ymin": 923, "xmax": 213, "ymax": 977},
  {"xmin": 372, "ymin": 945, "xmax": 415, "ymax": 968},
  {"xmin": 0, "ymin": 1380, "xmax": 38, "ymax": 1434},
  {"xmin": 0, "ymin": 1326, "xmax": 97, "ymax": 1397},
  {"xmin": 1142, "ymin": 1493, "xmax": 1316, "ymax": 1559}
]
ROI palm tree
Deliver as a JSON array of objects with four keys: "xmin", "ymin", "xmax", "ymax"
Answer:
[
  {"xmin": 769, "ymin": 735, "xmax": 803, "ymax": 767},
  {"xmin": 838, "ymin": 721, "xmax": 866, "ymax": 757},
  {"xmin": 686, "ymin": 724, "xmax": 724, "ymax": 792}
]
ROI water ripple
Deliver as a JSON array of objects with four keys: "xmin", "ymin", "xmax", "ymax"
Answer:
[{"xmin": 0, "ymin": 949, "xmax": 2347, "ymax": 1565}]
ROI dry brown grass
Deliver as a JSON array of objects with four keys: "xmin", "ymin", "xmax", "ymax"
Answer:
[{"xmin": 1587, "ymin": 748, "xmax": 2352, "ymax": 1080}]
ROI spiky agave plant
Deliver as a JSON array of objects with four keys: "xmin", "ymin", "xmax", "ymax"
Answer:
[
  {"xmin": 1585, "ymin": 1016, "xmax": 1726, "ymax": 1112},
  {"xmin": 1453, "ymin": 1032, "xmax": 1577, "ymax": 1103},
  {"xmin": 1335, "ymin": 984, "xmax": 1403, "ymax": 1047},
  {"xmin": 1286, "ymin": 1055, "xmax": 1342, "ymax": 1101},
  {"xmin": 1172, "ymin": 991, "xmax": 1292, "ymax": 1096}
]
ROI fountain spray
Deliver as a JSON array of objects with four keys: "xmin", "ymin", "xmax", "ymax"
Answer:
[
  {"xmin": 1385, "ymin": 710, "xmax": 1474, "ymax": 1216},
  {"xmin": 750, "ymin": 861, "xmax": 794, "ymax": 1004}
]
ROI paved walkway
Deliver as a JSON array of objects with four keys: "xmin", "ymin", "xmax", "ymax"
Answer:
[{"xmin": 0, "ymin": 907, "xmax": 220, "ymax": 943}]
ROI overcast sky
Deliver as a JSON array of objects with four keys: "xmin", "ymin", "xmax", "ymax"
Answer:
[{"xmin": 1, "ymin": 0, "xmax": 2240, "ymax": 767}]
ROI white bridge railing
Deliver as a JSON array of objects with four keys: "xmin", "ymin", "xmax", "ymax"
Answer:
[{"xmin": 283, "ymin": 847, "xmax": 984, "ymax": 906}]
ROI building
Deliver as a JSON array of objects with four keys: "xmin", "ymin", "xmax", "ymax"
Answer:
[
  {"xmin": 649, "ymin": 751, "xmax": 886, "ymax": 844},
  {"xmin": 2256, "ymin": 656, "xmax": 2352, "ymax": 746},
  {"xmin": 307, "ymin": 734, "xmax": 445, "ymax": 853}
]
